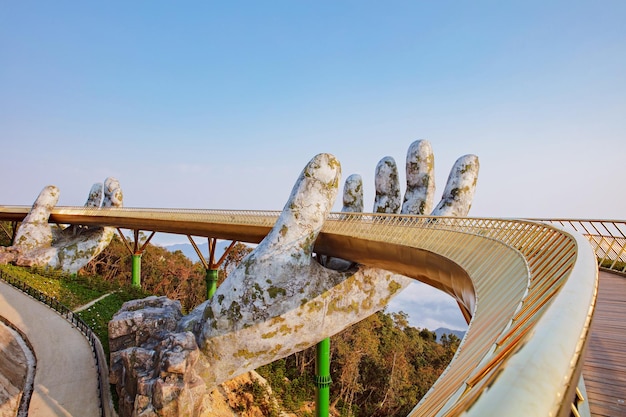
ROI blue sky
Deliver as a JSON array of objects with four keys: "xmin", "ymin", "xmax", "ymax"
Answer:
[{"xmin": 2, "ymin": 1, "xmax": 625, "ymax": 330}]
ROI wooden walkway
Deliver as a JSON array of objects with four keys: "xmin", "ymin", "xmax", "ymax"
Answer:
[{"xmin": 583, "ymin": 270, "xmax": 626, "ymax": 417}]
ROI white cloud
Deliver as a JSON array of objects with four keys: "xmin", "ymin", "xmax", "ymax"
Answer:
[{"xmin": 387, "ymin": 281, "xmax": 469, "ymax": 331}]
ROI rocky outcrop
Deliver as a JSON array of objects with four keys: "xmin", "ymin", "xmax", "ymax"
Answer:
[
  {"xmin": 108, "ymin": 296, "xmax": 286, "ymax": 417},
  {"xmin": 0, "ymin": 321, "xmax": 35, "ymax": 417}
]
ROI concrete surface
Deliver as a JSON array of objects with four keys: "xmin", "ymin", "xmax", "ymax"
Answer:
[{"xmin": 0, "ymin": 280, "xmax": 101, "ymax": 416}]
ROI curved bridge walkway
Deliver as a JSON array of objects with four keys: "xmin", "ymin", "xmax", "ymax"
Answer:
[{"xmin": 0, "ymin": 206, "xmax": 625, "ymax": 416}]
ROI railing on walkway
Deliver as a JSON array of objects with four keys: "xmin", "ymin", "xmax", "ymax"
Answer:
[
  {"xmin": 0, "ymin": 270, "xmax": 114, "ymax": 417},
  {"xmin": 321, "ymin": 214, "xmax": 598, "ymax": 417},
  {"xmin": 537, "ymin": 219, "xmax": 626, "ymax": 275}
]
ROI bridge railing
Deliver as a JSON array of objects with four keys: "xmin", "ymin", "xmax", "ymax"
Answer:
[
  {"xmin": 535, "ymin": 219, "xmax": 626, "ymax": 275},
  {"xmin": 321, "ymin": 213, "xmax": 598, "ymax": 417}
]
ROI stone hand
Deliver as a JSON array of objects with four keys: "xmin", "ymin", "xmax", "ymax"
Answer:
[
  {"xmin": 348, "ymin": 139, "xmax": 479, "ymax": 216},
  {"xmin": 1, "ymin": 178, "xmax": 123, "ymax": 273},
  {"xmin": 184, "ymin": 153, "xmax": 412, "ymax": 383},
  {"xmin": 108, "ymin": 145, "xmax": 479, "ymax": 416},
  {"xmin": 109, "ymin": 154, "xmax": 413, "ymax": 416}
]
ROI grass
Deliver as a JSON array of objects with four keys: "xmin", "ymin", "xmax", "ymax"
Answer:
[
  {"xmin": 0, "ymin": 264, "xmax": 152, "ymax": 413},
  {"xmin": 0, "ymin": 263, "xmax": 149, "ymax": 358},
  {"xmin": 599, "ymin": 258, "xmax": 626, "ymax": 273}
]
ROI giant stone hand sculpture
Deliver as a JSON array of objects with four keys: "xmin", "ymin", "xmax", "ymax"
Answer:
[
  {"xmin": 108, "ymin": 141, "xmax": 479, "ymax": 417},
  {"xmin": 0, "ymin": 178, "xmax": 123, "ymax": 273}
]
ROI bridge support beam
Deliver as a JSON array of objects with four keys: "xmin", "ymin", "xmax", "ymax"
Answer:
[
  {"xmin": 315, "ymin": 337, "xmax": 331, "ymax": 417},
  {"xmin": 132, "ymin": 254, "xmax": 142, "ymax": 288},
  {"xmin": 117, "ymin": 228, "xmax": 155, "ymax": 289},
  {"xmin": 206, "ymin": 268, "xmax": 219, "ymax": 299},
  {"xmin": 188, "ymin": 236, "xmax": 237, "ymax": 300}
]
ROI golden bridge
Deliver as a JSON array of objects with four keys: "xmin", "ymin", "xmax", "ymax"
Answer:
[{"xmin": 1, "ymin": 206, "xmax": 625, "ymax": 417}]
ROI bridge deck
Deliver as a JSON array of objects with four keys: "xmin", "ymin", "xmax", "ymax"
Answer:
[{"xmin": 584, "ymin": 270, "xmax": 626, "ymax": 417}]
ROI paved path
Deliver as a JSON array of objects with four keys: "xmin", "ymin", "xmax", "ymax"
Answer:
[{"xmin": 0, "ymin": 280, "xmax": 100, "ymax": 416}]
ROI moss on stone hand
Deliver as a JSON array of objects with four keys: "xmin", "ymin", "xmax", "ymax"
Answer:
[{"xmin": 267, "ymin": 286, "xmax": 287, "ymax": 299}]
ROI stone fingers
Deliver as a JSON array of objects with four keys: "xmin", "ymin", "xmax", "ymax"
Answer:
[
  {"xmin": 402, "ymin": 139, "xmax": 436, "ymax": 215},
  {"xmin": 342, "ymin": 174, "xmax": 364, "ymax": 213},
  {"xmin": 102, "ymin": 177, "xmax": 123, "ymax": 208},
  {"xmin": 431, "ymin": 154, "xmax": 479, "ymax": 217},
  {"xmin": 85, "ymin": 183, "xmax": 104, "ymax": 208},
  {"xmin": 373, "ymin": 156, "xmax": 401, "ymax": 214},
  {"xmin": 51, "ymin": 178, "xmax": 123, "ymax": 272}
]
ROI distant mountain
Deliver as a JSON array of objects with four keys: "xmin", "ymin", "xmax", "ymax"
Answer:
[
  {"xmin": 164, "ymin": 240, "xmax": 234, "ymax": 263},
  {"xmin": 434, "ymin": 327, "xmax": 466, "ymax": 343}
]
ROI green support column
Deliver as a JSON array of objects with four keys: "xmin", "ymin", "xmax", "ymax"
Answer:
[
  {"xmin": 206, "ymin": 269, "xmax": 219, "ymax": 299},
  {"xmin": 315, "ymin": 337, "xmax": 331, "ymax": 417},
  {"xmin": 131, "ymin": 253, "xmax": 142, "ymax": 288}
]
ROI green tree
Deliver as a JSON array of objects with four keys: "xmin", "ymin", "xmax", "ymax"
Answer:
[{"xmin": 0, "ymin": 221, "xmax": 17, "ymax": 246}]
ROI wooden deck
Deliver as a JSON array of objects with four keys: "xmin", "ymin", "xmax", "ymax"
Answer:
[{"xmin": 583, "ymin": 270, "xmax": 626, "ymax": 416}]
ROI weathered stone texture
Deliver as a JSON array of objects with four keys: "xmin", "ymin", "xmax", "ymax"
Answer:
[
  {"xmin": 0, "ymin": 177, "xmax": 123, "ymax": 273},
  {"xmin": 0, "ymin": 322, "xmax": 34, "ymax": 417},
  {"xmin": 402, "ymin": 139, "xmax": 436, "ymax": 215},
  {"xmin": 373, "ymin": 156, "xmax": 401, "ymax": 214},
  {"xmin": 431, "ymin": 154, "xmax": 479, "ymax": 217},
  {"xmin": 342, "ymin": 173, "xmax": 364, "ymax": 213}
]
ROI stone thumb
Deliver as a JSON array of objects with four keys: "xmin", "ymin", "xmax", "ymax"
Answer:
[
  {"xmin": 13, "ymin": 185, "xmax": 59, "ymax": 251},
  {"xmin": 258, "ymin": 153, "xmax": 341, "ymax": 261}
]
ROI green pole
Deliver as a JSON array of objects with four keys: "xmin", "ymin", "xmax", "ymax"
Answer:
[
  {"xmin": 131, "ymin": 254, "xmax": 141, "ymax": 288},
  {"xmin": 315, "ymin": 337, "xmax": 331, "ymax": 417},
  {"xmin": 207, "ymin": 269, "xmax": 219, "ymax": 299}
]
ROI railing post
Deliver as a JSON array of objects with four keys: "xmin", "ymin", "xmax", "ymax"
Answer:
[
  {"xmin": 315, "ymin": 337, "xmax": 331, "ymax": 417},
  {"xmin": 131, "ymin": 253, "xmax": 141, "ymax": 288}
]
